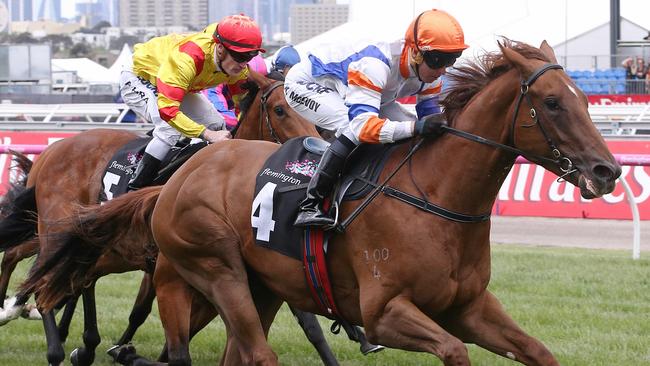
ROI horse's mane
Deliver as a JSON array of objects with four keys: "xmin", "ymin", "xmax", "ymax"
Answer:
[
  {"xmin": 440, "ymin": 38, "xmax": 551, "ymax": 123},
  {"xmin": 239, "ymin": 71, "xmax": 286, "ymax": 118}
]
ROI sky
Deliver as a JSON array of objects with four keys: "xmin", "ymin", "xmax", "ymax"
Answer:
[
  {"xmin": 59, "ymin": 0, "xmax": 650, "ymax": 47},
  {"xmin": 61, "ymin": 0, "xmax": 75, "ymax": 20},
  {"xmin": 344, "ymin": 0, "xmax": 650, "ymax": 51}
]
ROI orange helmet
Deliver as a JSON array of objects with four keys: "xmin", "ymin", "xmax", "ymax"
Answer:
[
  {"xmin": 405, "ymin": 9, "xmax": 468, "ymax": 53},
  {"xmin": 213, "ymin": 14, "xmax": 266, "ymax": 54}
]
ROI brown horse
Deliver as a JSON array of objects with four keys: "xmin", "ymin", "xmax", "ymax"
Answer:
[
  {"xmin": 22, "ymin": 40, "xmax": 621, "ymax": 365},
  {"xmin": 1, "ymin": 70, "xmax": 323, "ymax": 365}
]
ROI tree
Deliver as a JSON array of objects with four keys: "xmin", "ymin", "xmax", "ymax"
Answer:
[
  {"xmin": 42, "ymin": 34, "xmax": 73, "ymax": 55},
  {"xmin": 91, "ymin": 21, "xmax": 112, "ymax": 34},
  {"xmin": 70, "ymin": 42, "xmax": 92, "ymax": 58},
  {"xmin": 11, "ymin": 32, "xmax": 38, "ymax": 44},
  {"xmin": 109, "ymin": 35, "xmax": 140, "ymax": 51}
]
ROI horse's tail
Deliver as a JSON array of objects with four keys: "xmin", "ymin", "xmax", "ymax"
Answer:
[
  {"xmin": 0, "ymin": 151, "xmax": 37, "ymax": 252},
  {"xmin": 19, "ymin": 186, "xmax": 162, "ymax": 312}
]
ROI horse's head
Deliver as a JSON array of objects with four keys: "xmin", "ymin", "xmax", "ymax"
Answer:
[
  {"xmin": 236, "ymin": 70, "xmax": 319, "ymax": 142},
  {"xmin": 497, "ymin": 40, "xmax": 621, "ymax": 198}
]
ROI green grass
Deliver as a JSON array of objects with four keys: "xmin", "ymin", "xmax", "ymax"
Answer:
[{"xmin": 0, "ymin": 244, "xmax": 648, "ymax": 365}]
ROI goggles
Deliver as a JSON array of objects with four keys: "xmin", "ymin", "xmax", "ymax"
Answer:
[
  {"xmin": 421, "ymin": 50, "xmax": 462, "ymax": 69},
  {"xmin": 226, "ymin": 48, "xmax": 258, "ymax": 63}
]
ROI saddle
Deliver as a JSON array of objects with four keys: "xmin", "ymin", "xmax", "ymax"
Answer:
[
  {"xmin": 251, "ymin": 136, "xmax": 398, "ymax": 260},
  {"xmin": 99, "ymin": 136, "xmax": 208, "ymax": 202}
]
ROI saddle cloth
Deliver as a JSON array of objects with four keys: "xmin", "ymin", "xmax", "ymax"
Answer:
[
  {"xmin": 99, "ymin": 136, "xmax": 207, "ymax": 202},
  {"xmin": 251, "ymin": 136, "xmax": 398, "ymax": 260}
]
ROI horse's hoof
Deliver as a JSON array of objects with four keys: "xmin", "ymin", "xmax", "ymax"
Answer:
[
  {"xmin": 107, "ymin": 343, "xmax": 136, "ymax": 364},
  {"xmin": 0, "ymin": 297, "xmax": 24, "ymax": 325},
  {"xmin": 70, "ymin": 348, "xmax": 79, "ymax": 366},
  {"xmin": 20, "ymin": 303, "xmax": 42, "ymax": 320},
  {"xmin": 360, "ymin": 343, "xmax": 385, "ymax": 355}
]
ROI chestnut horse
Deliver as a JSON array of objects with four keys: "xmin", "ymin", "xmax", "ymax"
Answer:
[
  {"xmin": 23, "ymin": 40, "xmax": 621, "ymax": 365},
  {"xmin": 1, "ymin": 70, "xmax": 326, "ymax": 366}
]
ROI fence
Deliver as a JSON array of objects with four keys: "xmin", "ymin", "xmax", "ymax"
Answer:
[{"xmin": 0, "ymin": 143, "xmax": 646, "ymax": 260}]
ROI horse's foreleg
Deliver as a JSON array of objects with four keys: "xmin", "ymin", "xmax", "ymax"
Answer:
[
  {"xmin": 0, "ymin": 243, "xmax": 39, "ymax": 324},
  {"xmin": 0, "ymin": 246, "xmax": 21, "ymax": 301},
  {"xmin": 69, "ymin": 283, "xmax": 101, "ymax": 366},
  {"xmin": 289, "ymin": 306, "xmax": 339, "ymax": 366},
  {"xmin": 107, "ymin": 272, "xmax": 157, "ymax": 364},
  {"xmin": 445, "ymin": 290, "xmax": 559, "ymax": 366},
  {"xmin": 364, "ymin": 296, "xmax": 470, "ymax": 366},
  {"xmin": 41, "ymin": 308, "xmax": 66, "ymax": 366},
  {"xmin": 0, "ymin": 249, "xmax": 23, "ymax": 325},
  {"xmin": 57, "ymin": 296, "xmax": 79, "ymax": 343}
]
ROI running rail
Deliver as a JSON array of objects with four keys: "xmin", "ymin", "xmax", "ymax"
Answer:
[
  {"xmin": 516, "ymin": 155, "xmax": 644, "ymax": 260},
  {"xmin": 1, "ymin": 144, "xmax": 646, "ymax": 259}
]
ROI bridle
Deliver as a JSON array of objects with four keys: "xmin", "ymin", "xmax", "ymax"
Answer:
[
  {"xmin": 338, "ymin": 63, "xmax": 579, "ymax": 230},
  {"xmin": 442, "ymin": 63, "xmax": 578, "ymax": 180},
  {"xmin": 231, "ymin": 80, "xmax": 285, "ymax": 144},
  {"xmin": 259, "ymin": 81, "xmax": 285, "ymax": 144}
]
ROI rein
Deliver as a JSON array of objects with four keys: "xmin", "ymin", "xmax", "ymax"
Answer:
[
  {"xmin": 445, "ymin": 63, "xmax": 576, "ymax": 181},
  {"xmin": 337, "ymin": 63, "xmax": 572, "ymax": 231},
  {"xmin": 259, "ymin": 81, "xmax": 285, "ymax": 144}
]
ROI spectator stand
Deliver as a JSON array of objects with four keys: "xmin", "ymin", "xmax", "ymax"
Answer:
[{"xmin": 568, "ymin": 68, "xmax": 630, "ymax": 95}]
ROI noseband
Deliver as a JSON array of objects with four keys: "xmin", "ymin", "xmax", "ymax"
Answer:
[
  {"xmin": 443, "ymin": 63, "xmax": 577, "ymax": 179},
  {"xmin": 259, "ymin": 81, "xmax": 285, "ymax": 144}
]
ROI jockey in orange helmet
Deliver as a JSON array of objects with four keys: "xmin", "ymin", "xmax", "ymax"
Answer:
[
  {"xmin": 285, "ymin": 9, "xmax": 468, "ymax": 227},
  {"xmin": 120, "ymin": 14, "xmax": 265, "ymax": 191}
]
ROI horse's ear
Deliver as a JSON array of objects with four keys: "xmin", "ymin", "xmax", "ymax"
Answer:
[
  {"xmin": 539, "ymin": 40, "xmax": 558, "ymax": 64},
  {"xmin": 499, "ymin": 42, "xmax": 536, "ymax": 79}
]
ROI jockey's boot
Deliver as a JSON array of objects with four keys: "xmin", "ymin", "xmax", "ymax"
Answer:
[
  {"xmin": 127, "ymin": 152, "xmax": 161, "ymax": 191},
  {"xmin": 294, "ymin": 135, "xmax": 356, "ymax": 227}
]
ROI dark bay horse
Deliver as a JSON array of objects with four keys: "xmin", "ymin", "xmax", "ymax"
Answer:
[
  {"xmin": 23, "ymin": 40, "xmax": 621, "ymax": 365},
  {"xmin": 0, "ymin": 70, "xmax": 325, "ymax": 365}
]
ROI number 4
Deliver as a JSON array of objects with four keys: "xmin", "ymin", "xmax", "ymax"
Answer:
[{"xmin": 251, "ymin": 182, "xmax": 277, "ymax": 242}]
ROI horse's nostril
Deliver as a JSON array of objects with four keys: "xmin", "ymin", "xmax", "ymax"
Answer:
[{"xmin": 593, "ymin": 164, "xmax": 620, "ymax": 181}]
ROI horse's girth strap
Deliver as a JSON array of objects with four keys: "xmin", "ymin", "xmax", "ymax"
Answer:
[{"xmin": 302, "ymin": 227, "xmax": 343, "ymax": 319}]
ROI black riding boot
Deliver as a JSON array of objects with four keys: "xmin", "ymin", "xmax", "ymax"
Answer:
[
  {"xmin": 294, "ymin": 135, "xmax": 356, "ymax": 227},
  {"xmin": 127, "ymin": 152, "xmax": 161, "ymax": 191}
]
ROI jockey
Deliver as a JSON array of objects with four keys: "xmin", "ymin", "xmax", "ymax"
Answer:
[
  {"xmin": 270, "ymin": 45, "xmax": 301, "ymax": 75},
  {"xmin": 204, "ymin": 54, "xmax": 269, "ymax": 131},
  {"xmin": 121, "ymin": 14, "xmax": 266, "ymax": 191},
  {"xmin": 204, "ymin": 47, "xmax": 302, "ymax": 131},
  {"xmin": 284, "ymin": 9, "xmax": 468, "ymax": 227}
]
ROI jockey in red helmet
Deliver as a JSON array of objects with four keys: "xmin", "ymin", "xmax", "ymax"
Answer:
[
  {"xmin": 284, "ymin": 9, "xmax": 468, "ymax": 227},
  {"xmin": 120, "ymin": 14, "xmax": 265, "ymax": 191}
]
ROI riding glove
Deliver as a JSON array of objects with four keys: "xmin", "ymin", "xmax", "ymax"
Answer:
[{"xmin": 414, "ymin": 113, "xmax": 447, "ymax": 137}]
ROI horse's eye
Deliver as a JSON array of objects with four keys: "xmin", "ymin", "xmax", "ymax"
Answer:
[
  {"xmin": 544, "ymin": 98, "xmax": 560, "ymax": 111},
  {"xmin": 273, "ymin": 106, "xmax": 285, "ymax": 117}
]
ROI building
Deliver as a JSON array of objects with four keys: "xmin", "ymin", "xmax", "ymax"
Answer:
[
  {"xmin": 35, "ymin": 0, "xmax": 59, "ymax": 21},
  {"xmin": 6, "ymin": 0, "xmax": 61, "ymax": 22},
  {"xmin": 10, "ymin": 19, "xmax": 81, "ymax": 36},
  {"xmin": 290, "ymin": 0, "xmax": 348, "ymax": 44},
  {"xmin": 8, "ymin": 0, "xmax": 33, "ymax": 21},
  {"xmin": 119, "ymin": 0, "xmax": 208, "ymax": 29}
]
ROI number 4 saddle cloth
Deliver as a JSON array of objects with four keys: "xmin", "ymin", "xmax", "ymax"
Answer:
[{"xmin": 251, "ymin": 136, "xmax": 397, "ymax": 260}]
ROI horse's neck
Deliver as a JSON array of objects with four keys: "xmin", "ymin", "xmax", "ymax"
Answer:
[
  {"xmin": 234, "ymin": 105, "xmax": 263, "ymax": 141},
  {"xmin": 410, "ymin": 75, "xmax": 519, "ymax": 215}
]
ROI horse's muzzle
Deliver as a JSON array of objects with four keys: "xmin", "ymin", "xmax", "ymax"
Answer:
[{"xmin": 577, "ymin": 161, "xmax": 621, "ymax": 199}]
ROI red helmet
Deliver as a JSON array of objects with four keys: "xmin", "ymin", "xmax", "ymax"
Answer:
[{"xmin": 213, "ymin": 14, "xmax": 266, "ymax": 53}]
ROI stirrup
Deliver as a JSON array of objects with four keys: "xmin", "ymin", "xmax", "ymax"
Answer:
[{"xmin": 294, "ymin": 211, "xmax": 335, "ymax": 227}]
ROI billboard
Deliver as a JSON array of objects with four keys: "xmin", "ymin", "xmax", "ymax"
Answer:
[{"xmin": 0, "ymin": 132, "xmax": 649, "ymax": 220}]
